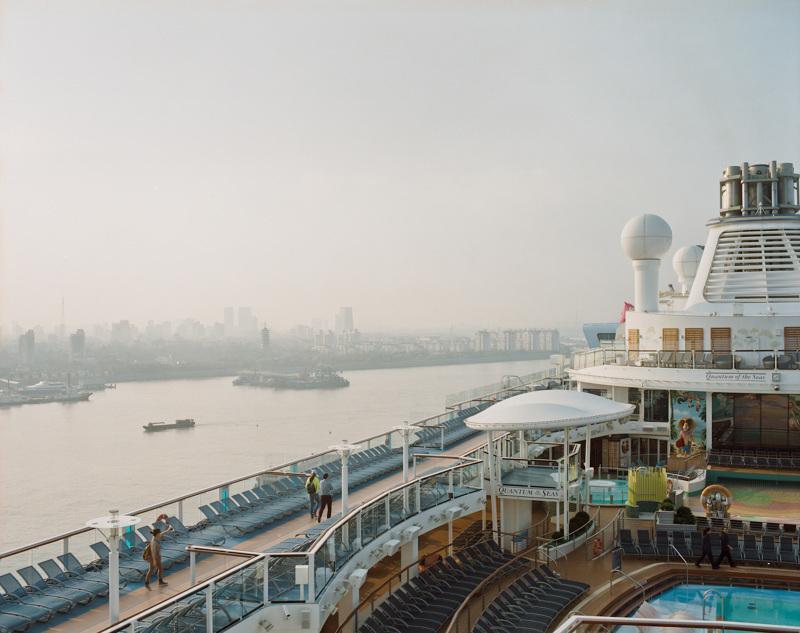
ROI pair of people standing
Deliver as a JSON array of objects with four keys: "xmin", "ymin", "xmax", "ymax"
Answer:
[
  {"xmin": 695, "ymin": 527, "xmax": 736, "ymax": 569},
  {"xmin": 305, "ymin": 471, "xmax": 333, "ymax": 523}
]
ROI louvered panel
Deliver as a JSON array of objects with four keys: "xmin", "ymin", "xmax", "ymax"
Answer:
[
  {"xmin": 685, "ymin": 328, "xmax": 704, "ymax": 351},
  {"xmin": 704, "ymin": 227, "xmax": 800, "ymax": 302},
  {"xmin": 711, "ymin": 327, "xmax": 731, "ymax": 351},
  {"xmin": 785, "ymin": 327, "xmax": 800, "ymax": 351},
  {"xmin": 662, "ymin": 328, "xmax": 679, "ymax": 351}
]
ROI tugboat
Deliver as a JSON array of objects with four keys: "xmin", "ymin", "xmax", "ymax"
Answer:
[{"xmin": 143, "ymin": 418, "xmax": 196, "ymax": 432}]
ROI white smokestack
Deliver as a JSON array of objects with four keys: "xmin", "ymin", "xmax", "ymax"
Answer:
[{"xmin": 621, "ymin": 214, "xmax": 673, "ymax": 312}]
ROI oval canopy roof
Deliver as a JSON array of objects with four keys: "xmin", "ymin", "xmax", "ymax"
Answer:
[{"xmin": 465, "ymin": 390, "xmax": 635, "ymax": 431}]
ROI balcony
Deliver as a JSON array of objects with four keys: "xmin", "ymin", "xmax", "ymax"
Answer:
[{"xmin": 572, "ymin": 347, "xmax": 800, "ymax": 371}]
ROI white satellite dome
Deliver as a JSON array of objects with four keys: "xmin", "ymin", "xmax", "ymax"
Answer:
[
  {"xmin": 672, "ymin": 245, "xmax": 704, "ymax": 280},
  {"xmin": 621, "ymin": 214, "xmax": 673, "ymax": 260}
]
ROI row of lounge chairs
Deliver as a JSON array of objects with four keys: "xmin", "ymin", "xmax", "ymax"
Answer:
[
  {"xmin": 1, "ymin": 415, "xmax": 486, "ymax": 633},
  {"xmin": 0, "ymin": 553, "xmax": 119, "ymax": 633},
  {"xmin": 359, "ymin": 542, "xmax": 523, "ymax": 633},
  {"xmin": 695, "ymin": 516, "xmax": 797, "ymax": 536},
  {"xmin": 473, "ymin": 567, "xmax": 589, "ymax": 633},
  {"xmin": 708, "ymin": 448, "xmax": 800, "ymax": 470},
  {"xmin": 620, "ymin": 528, "xmax": 800, "ymax": 565}
]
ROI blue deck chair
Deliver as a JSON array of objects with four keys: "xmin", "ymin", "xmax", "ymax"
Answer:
[
  {"xmin": 210, "ymin": 500, "xmax": 265, "ymax": 530},
  {"xmin": 0, "ymin": 574, "xmax": 73, "ymax": 614},
  {"xmin": 0, "ymin": 609, "xmax": 31, "ymax": 633},
  {"xmin": 89, "ymin": 543, "xmax": 148, "ymax": 580},
  {"xmin": 198, "ymin": 505, "xmax": 252, "ymax": 536},
  {"xmin": 38, "ymin": 559, "xmax": 110, "ymax": 597},
  {"xmin": 0, "ymin": 594, "xmax": 50, "ymax": 624},
  {"xmin": 17, "ymin": 567, "xmax": 93, "ymax": 606},
  {"xmin": 57, "ymin": 552, "xmax": 124, "ymax": 586},
  {"xmin": 166, "ymin": 517, "xmax": 225, "ymax": 546}
]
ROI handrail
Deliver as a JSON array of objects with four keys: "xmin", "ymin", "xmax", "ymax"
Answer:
[
  {"xmin": 587, "ymin": 508, "xmax": 624, "ymax": 561},
  {"xmin": 551, "ymin": 615, "xmax": 800, "ymax": 633},
  {"xmin": 702, "ymin": 589, "xmax": 724, "ymax": 622},
  {"xmin": 610, "ymin": 568, "xmax": 646, "ymax": 606},
  {"xmin": 669, "ymin": 543, "xmax": 689, "ymax": 586},
  {"xmin": 288, "ymin": 456, "xmax": 482, "ymax": 561}
]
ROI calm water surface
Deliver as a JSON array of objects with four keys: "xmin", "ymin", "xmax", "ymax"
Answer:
[{"xmin": 0, "ymin": 359, "xmax": 548, "ymax": 551}]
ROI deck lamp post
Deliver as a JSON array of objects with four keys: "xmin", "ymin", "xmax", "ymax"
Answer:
[
  {"xmin": 86, "ymin": 510, "xmax": 140, "ymax": 624},
  {"xmin": 331, "ymin": 441, "xmax": 361, "ymax": 515},
  {"xmin": 393, "ymin": 423, "xmax": 416, "ymax": 483}
]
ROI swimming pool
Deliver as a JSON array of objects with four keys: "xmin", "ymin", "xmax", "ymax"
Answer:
[
  {"xmin": 589, "ymin": 479, "xmax": 627, "ymax": 505},
  {"xmin": 618, "ymin": 583, "xmax": 800, "ymax": 631}
]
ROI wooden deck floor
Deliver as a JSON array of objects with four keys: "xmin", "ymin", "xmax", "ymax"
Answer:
[{"xmin": 48, "ymin": 434, "xmax": 488, "ymax": 633}]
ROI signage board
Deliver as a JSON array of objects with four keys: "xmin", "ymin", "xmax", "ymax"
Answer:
[
  {"xmin": 704, "ymin": 371, "xmax": 767, "ymax": 383},
  {"xmin": 497, "ymin": 486, "xmax": 561, "ymax": 499}
]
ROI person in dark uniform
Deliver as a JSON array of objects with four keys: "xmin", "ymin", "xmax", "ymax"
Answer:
[
  {"xmin": 695, "ymin": 527, "xmax": 714, "ymax": 567},
  {"xmin": 713, "ymin": 527, "xmax": 736, "ymax": 568}
]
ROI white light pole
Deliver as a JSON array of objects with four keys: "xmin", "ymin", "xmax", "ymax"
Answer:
[
  {"xmin": 486, "ymin": 431, "xmax": 499, "ymax": 542},
  {"xmin": 87, "ymin": 510, "xmax": 140, "ymax": 624},
  {"xmin": 393, "ymin": 424, "xmax": 415, "ymax": 483},
  {"xmin": 331, "ymin": 442, "xmax": 360, "ymax": 515}
]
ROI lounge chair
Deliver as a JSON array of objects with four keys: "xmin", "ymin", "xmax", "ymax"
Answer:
[
  {"xmin": 637, "ymin": 530, "xmax": 657, "ymax": 557},
  {"xmin": 167, "ymin": 517, "xmax": 225, "ymax": 546},
  {"xmin": 38, "ymin": 559, "xmax": 110, "ymax": 597},
  {"xmin": 0, "ymin": 574, "xmax": 73, "ymax": 615},
  {"xmin": 57, "ymin": 553, "xmax": 125, "ymax": 586},
  {"xmin": 742, "ymin": 534, "xmax": 760, "ymax": 563},
  {"xmin": 16, "ymin": 567, "xmax": 93, "ymax": 606},
  {"xmin": 779, "ymin": 537, "xmax": 797, "ymax": 564},
  {"xmin": 762, "ymin": 536, "xmax": 779, "ymax": 563},
  {"xmin": 0, "ymin": 593, "xmax": 51, "ymax": 624},
  {"xmin": 89, "ymin": 542, "xmax": 148, "ymax": 580},
  {"xmin": 0, "ymin": 608, "xmax": 31, "ymax": 633}
]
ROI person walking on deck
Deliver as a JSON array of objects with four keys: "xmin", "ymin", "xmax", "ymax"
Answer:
[
  {"xmin": 306, "ymin": 471, "xmax": 320, "ymax": 519},
  {"xmin": 144, "ymin": 525, "xmax": 172, "ymax": 589},
  {"xmin": 713, "ymin": 527, "xmax": 736, "ymax": 569},
  {"xmin": 317, "ymin": 473, "xmax": 333, "ymax": 522},
  {"xmin": 695, "ymin": 527, "xmax": 714, "ymax": 567}
]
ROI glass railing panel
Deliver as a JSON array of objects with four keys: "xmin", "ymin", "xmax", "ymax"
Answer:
[
  {"xmin": 360, "ymin": 498, "xmax": 388, "ymax": 546},
  {"xmin": 332, "ymin": 517, "xmax": 359, "ymax": 569},
  {"xmin": 213, "ymin": 562, "xmax": 264, "ymax": 630},
  {"xmin": 388, "ymin": 487, "xmax": 416, "ymax": 528},
  {"xmin": 419, "ymin": 472, "xmax": 450, "ymax": 511},
  {"xmin": 139, "ymin": 586, "xmax": 208, "ymax": 633},
  {"xmin": 313, "ymin": 543, "xmax": 336, "ymax": 599},
  {"xmin": 267, "ymin": 554, "xmax": 308, "ymax": 602},
  {"xmin": 453, "ymin": 462, "xmax": 481, "ymax": 497}
]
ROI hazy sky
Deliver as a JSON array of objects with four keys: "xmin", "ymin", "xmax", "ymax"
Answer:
[{"xmin": 2, "ymin": 1, "xmax": 799, "ymax": 333}]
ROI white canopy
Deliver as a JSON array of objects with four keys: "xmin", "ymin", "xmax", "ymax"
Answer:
[{"xmin": 465, "ymin": 390, "xmax": 634, "ymax": 431}]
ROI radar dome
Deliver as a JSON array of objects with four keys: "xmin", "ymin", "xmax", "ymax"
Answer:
[
  {"xmin": 672, "ymin": 245, "xmax": 704, "ymax": 280},
  {"xmin": 621, "ymin": 214, "xmax": 672, "ymax": 260}
]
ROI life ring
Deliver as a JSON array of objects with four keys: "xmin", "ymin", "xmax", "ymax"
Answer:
[
  {"xmin": 700, "ymin": 484, "xmax": 733, "ymax": 518},
  {"xmin": 592, "ymin": 537, "xmax": 603, "ymax": 557}
]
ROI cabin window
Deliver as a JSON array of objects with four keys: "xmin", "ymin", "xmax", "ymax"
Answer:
[
  {"xmin": 685, "ymin": 328, "xmax": 704, "ymax": 351},
  {"xmin": 716, "ymin": 393, "xmax": 800, "ymax": 449},
  {"xmin": 644, "ymin": 389, "xmax": 669, "ymax": 423},
  {"xmin": 662, "ymin": 328, "xmax": 679, "ymax": 351},
  {"xmin": 785, "ymin": 327, "xmax": 800, "ymax": 351},
  {"xmin": 710, "ymin": 327, "xmax": 731, "ymax": 351}
]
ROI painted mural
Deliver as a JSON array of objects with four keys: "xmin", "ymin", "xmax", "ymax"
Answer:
[{"xmin": 671, "ymin": 390, "xmax": 707, "ymax": 457}]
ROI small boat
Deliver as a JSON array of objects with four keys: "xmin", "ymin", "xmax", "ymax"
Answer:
[{"xmin": 143, "ymin": 418, "xmax": 195, "ymax": 432}]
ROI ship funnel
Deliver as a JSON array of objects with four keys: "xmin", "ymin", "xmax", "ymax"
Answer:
[
  {"xmin": 621, "ymin": 214, "xmax": 672, "ymax": 312},
  {"xmin": 719, "ymin": 161, "xmax": 799, "ymax": 217}
]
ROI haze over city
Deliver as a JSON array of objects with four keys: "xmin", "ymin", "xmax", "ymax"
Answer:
[{"xmin": 2, "ymin": 1, "xmax": 799, "ymax": 332}]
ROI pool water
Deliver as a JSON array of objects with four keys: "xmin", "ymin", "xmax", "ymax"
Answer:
[
  {"xmin": 619, "ymin": 583, "xmax": 800, "ymax": 631},
  {"xmin": 589, "ymin": 479, "xmax": 628, "ymax": 505}
]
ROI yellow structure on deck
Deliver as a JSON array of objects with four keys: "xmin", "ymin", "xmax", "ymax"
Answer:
[{"xmin": 627, "ymin": 466, "xmax": 668, "ymax": 514}]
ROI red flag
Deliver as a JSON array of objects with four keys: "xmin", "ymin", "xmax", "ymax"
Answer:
[{"xmin": 619, "ymin": 302, "xmax": 634, "ymax": 323}]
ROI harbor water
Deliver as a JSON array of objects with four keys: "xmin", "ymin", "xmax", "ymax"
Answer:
[{"xmin": 0, "ymin": 359, "xmax": 549, "ymax": 552}]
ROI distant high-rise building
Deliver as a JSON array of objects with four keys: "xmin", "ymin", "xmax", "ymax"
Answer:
[
  {"xmin": 335, "ymin": 307, "xmax": 354, "ymax": 333},
  {"xmin": 18, "ymin": 329, "xmax": 35, "ymax": 365},
  {"xmin": 224, "ymin": 307, "xmax": 235, "ymax": 337},
  {"xmin": 474, "ymin": 330, "xmax": 492, "ymax": 352},
  {"xmin": 69, "ymin": 329, "xmax": 86, "ymax": 358},
  {"xmin": 237, "ymin": 306, "xmax": 257, "ymax": 336},
  {"xmin": 261, "ymin": 326, "xmax": 270, "ymax": 351},
  {"xmin": 111, "ymin": 320, "xmax": 134, "ymax": 345}
]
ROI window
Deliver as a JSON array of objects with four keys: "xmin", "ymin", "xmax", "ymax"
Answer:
[
  {"xmin": 785, "ymin": 327, "xmax": 800, "ymax": 351},
  {"xmin": 710, "ymin": 327, "xmax": 731, "ymax": 351},
  {"xmin": 685, "ymin": 328, "xmax": 704, "ymax": 351},
  {"xmin": 662, "ymin": 328, "xmax": 679, "ymax": 351},
  {"xmin": 716, "ymin": 394, "xmax": 800, "ymax": 449},
  {"xmin": 644, "ymin": 390, "xmax": 669, "ymax": 423}
]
